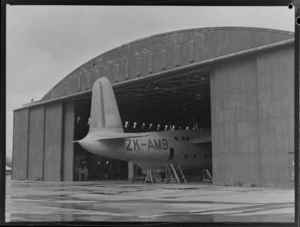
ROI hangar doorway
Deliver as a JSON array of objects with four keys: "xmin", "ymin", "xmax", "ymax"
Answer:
[
  {"xmin": 73, "ymin": 99, "xmax": 128, "ymax": 181},
  {"xmin": 115, "ymin": 70, "xmax": 212, "ymax": 182},
  {"xmin": 73, "ymin": 70, "xmax": 212, "ymax": 182}
]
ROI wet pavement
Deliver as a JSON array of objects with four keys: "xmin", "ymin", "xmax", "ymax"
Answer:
[{"xmin": 5, "ymin": 175, "xmax": 294, "ymax": 222}]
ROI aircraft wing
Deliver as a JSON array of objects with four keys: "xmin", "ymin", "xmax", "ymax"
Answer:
[
  {"xmin": 186, "ymin": 137, "xmax": 211, "ymax": 144},
  {"xmin": 183, "ymin": 133, "xmax": 211, "ymax": 144}
]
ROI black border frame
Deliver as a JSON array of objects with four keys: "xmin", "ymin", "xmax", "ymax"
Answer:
[
  {"xmin": 1, "ymin": 1, "xmax": 298, "ymax": 226},
  {"xmin": 294, "ymin": 3, "xmax": 299, "ymax": 226}
]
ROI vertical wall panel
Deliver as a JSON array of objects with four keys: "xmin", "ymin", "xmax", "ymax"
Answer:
[
  {"xmin": 211, "ymin": 55, "xmax": 261, "ymax": 187},
  {"xmin": 12, "ymin": 109, "xmax": 29, "ymax": 180},
  {"xmin": 124, "ymin": 58, "xmax": 129, "ymax": 79},
  {"xmin": 136, "ymin": 57, "xmax": 141, "ymax": 76},
  {"xmin": 63, "ymin": 102, "xmax": 74, "ymax": 181},
  {"xmin": 148, "ymin": 53, "xmax": 153, "ymax": 73},
  {"xmin": 140, "ymin": 53, "xmax": 147, "ymax": 76},
  {"xmin": 114, "ymin": 64, "xmax": 119, "ymax": 82},
  {"xmin": 28, "ymin": 106, "xmax": 44, "ymax": 180},
  {"xmin": 161, "ymin": 49, "xmax": 166, "ymax": 70},
  {"xmin": 91, "ymin": 69, "xmax": 99, "ymax": 86},
  {"xmin": 104, "ymin": 65, "xmax": 111, "ymax": 80},
  {"xmin": 81, "ymin": 73, "xmax": 87, "ymax": 91},
  {"xmin": 189, "ymin": 40, "xmax": 195, "ymax": 63},
  {"xmin": 211, "ymin": 46, "xmax": 294, "ymax": 188},
  {"xmin": 152, "ymin": 50, "xmax": 160, "ymax": 74},
  {"xmin": 173, "ymin": 45, "xmax": 180, "ymax": 67},
  {"xmin": 44, "ymin": 103, "xmax": 63, "ymax": 181},
  {"xmin": 256, "ymin": 46, "xmax": 294, "ymax": 187},
  {"xmin": 86, "ymin": 72, "xmax": 91, "ymax": 90},
  {"xmin": 77, "ymin": 75, "xmax": 81, "ymax": 91}
]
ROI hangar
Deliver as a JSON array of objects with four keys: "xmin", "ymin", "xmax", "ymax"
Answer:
[{"xmin": 12, "ymin": 27, "xmax": 294, "ymax": 188}]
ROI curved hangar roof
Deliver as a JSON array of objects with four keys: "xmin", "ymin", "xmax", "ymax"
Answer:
[
  {"xmin": 19, "ymin": 27, "xmax": 292, "ymax": 125},
  {"xmin": 39, "ymin": 27, "xmax": 293, "ymax": 104}
]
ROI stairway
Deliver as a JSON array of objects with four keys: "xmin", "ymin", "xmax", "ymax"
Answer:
[
  {"xmin": 143, "ymin": 164, "xmax": 186, "ymax": 183},
  {"xmin": 144, "ymin": 170, "xmax": 163, "ymax": 183},
  {"xmin": 165, "ymin": 164, "xmax": 186, "ymax": 183},
  {"xmin": 203, "ymin": 169, "xmax": 213, "ymax": 183}
]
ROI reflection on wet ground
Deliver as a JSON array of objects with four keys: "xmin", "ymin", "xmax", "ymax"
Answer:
[{"xmin": 5, "ymin": 175, "xmax": 294, "ymax": 222}]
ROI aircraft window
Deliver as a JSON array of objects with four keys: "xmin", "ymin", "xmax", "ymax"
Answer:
[
  {"xmin": 182, "ymin": 137, "xmax": 186, "ymax": 141},
  {"xmin": 149, "ymin": 123, "xmax": 153, "ymax": 131},
  {"xmin": 175, "ymin": 137, "xmax": 179, "ymax": 141},
  {"xmin": 141, "ymin": 123, "xmax": 146, "ymax": 132},
  {"xmin": 204, "ymin": 154, "xmax": 208, "ymax": 159},
  {"xmin": 157, "ymin": 124, "xmax": 162, "ymax": 131},
  {"xmin": 184, "ymin": 154, "xmax": 188, "ymax": 159},
  {"xmin": 186, "ymin": 137, "xmax": 190, "ymax": 141},
  {"xmin": 193, "ymin": 154, "xmax": 196, "ymax": 158}
]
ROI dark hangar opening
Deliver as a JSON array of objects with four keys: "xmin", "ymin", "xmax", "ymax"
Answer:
[
  {"xmin": 114, "ymin": 69, "xmax": 212, "ymax": 182},
  {"xmin": 116, "ymin": 70, "xmax": 211, "ymax": 133},
  {"xmin": 73, "ymin": 69, "xmax": 211, "ymax": 182},
  {"xmin": 115, "ymin": 70, "xmax": 212, "ymax": 182}
]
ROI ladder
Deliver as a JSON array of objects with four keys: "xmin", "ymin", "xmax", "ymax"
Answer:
[
  {"xmin": 203, "ymin": 169, "xmax": 213, "ymax": 183},
  {"xmin": 144, "ymin": 171, "xmax": 154, "ymax": 183},
  {"xmin": 176, "ymin": 165, "xmax": 187, "ymax": 183},
  {"xmin": 144, "ymin": 170, "xmax": 163, "ymax": 183},
  {"xmin": 165, "ymin": 164, "xmax": 186, "ymax": 183}
]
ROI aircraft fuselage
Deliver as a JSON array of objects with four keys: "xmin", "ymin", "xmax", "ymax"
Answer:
[
  {"xmin": 78, "ymin": 77, "xmax": 212, "ymax": 174},
  {"xmin": 79, "ymin": 129, "xmax": 211, "ymax": 173}
]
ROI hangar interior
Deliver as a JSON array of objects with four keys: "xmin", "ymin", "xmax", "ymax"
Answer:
[
  {"xmin": 12, "ymin": 27, "xmax": 294, "ymax": 188},
  {"xmin": 116, "ymin": 70, "xmax": 211, "ymax": 130},
  {"xmin": 71, "ymin": 70, "xmax": 212, "ymax": 181}
]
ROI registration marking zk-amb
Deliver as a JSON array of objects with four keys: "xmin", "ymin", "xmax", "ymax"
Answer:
[{"xmin": 126, "ymin": 139, "xmax": 169, "ymax": 151}]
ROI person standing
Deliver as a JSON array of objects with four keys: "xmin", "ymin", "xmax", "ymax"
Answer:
[
  {"xmin": 96, "ymin": 160, "xmax": 104, "ymax": 180},
  {"xmin": 78, "ymin": 160, "xmax": 88, "ymax": 181},
  {"xmin": 104, "ymin": 160, "xmax": 111, "ymax": 179}
]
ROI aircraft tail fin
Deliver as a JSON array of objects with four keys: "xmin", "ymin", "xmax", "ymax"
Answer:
[{"xmin": 89, "ymin": 77, "xmax": 123, "ymax": 133}]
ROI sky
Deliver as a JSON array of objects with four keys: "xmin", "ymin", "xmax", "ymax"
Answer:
[{"xmin": 6, "ymin": 5, "xmax": 294, "ymax": 152}]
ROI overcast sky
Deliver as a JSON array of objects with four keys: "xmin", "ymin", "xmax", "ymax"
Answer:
[{"xmin": 6, "ymin": 6, "xmax": 294, "ymax": 152}]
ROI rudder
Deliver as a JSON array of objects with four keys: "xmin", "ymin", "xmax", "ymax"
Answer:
[{"xmin": 89, "ymin": 77, "xmax": 123, "ymax": 133}]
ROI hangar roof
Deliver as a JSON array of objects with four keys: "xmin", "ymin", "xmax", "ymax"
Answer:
[{"xmin": 18, "ymin": 27, "xmax": 294, "ymax": 116}]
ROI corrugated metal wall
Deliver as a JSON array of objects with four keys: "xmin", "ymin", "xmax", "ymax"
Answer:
[
  {"xmin": 211, "ymin": 45, "xmax": 294, "ymax": 187},
  {"xmin": 44, "ymin": 103, "xmax": 63, "ymax": 181},
  {"xmin": 256, "ymin": 46, "xmax": 294, "ymax": 187},
  {"xmin": 62, "ymin": 102, "xmax": 75, "ymax": 181},
  {"xmin": 211, "ymin": 55, "xmax": 261, "ymax": 186},
  {"xmin": 12, "ymin": 109, "xmax": 29, "ymax": 180},
  {"xmin": 28, "ymin": 106, "xmax": 45, "ymax": 180},
  {"xmin": 12, "ymin": 102, "xmax": 75, "ymax": 181}
]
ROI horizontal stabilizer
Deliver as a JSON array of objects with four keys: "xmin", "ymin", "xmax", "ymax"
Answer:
[
  {"xmin": 78, "ymin": 132, "xmax": 149, "ymax": 142},
  {"xmin": 94, "ymin": 133, "xmax": 149, "ymax": 141}
]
